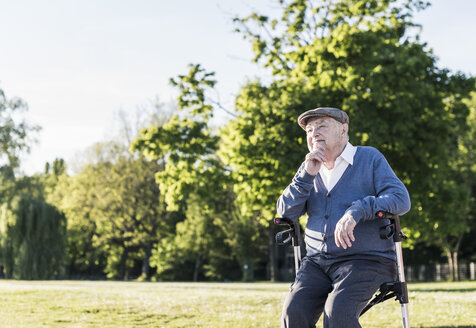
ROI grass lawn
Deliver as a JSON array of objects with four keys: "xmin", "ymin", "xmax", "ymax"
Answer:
[{"xmin": 0, "ymin": 280, "xmax": 474, "ymax": 327}]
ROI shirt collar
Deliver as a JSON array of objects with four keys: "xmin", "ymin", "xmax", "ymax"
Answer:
[{"xmin": 339, "ymin": 142, "xmax": 357, "ymax": 165}]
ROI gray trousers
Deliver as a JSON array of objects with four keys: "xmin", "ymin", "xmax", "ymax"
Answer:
[{"xmin": 281, "ymin": 255, "xmax": 397, "ymax": 328}]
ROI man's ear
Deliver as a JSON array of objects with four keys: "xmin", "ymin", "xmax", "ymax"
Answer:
[{"xmin": 342, "ymin": 123, "xmax": 349, "ymax": 136}]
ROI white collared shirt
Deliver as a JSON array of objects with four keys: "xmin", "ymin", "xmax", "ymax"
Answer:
[{"xmin": 319, "ymin": 142, "xmax": 357, "ymax": 191}]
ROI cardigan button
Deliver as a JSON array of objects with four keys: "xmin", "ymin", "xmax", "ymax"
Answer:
[
  {"xmin": 326, "ymin": 193, "xmax": 331, "ymax": 197},
  {"xmin": 323, "ymin": 236, "xmax": 327, "ymax": 242},
  {"xmin": 324, "ymin": 215, "xmax": 329, "ymax": 219}
]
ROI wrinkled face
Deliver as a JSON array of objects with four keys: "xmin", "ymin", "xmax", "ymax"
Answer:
[{"xmin": 305, "ymin": 116, "xmax": 348, "ymax": 153}]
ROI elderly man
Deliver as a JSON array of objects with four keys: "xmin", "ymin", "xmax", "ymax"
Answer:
[{"xmin": 277, "ymin": 107, "xmax": 410, "ymax": 328}]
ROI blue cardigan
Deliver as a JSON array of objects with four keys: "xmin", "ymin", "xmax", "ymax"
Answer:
[{"xmin": 277, "ymin": 146, "xmax": 411, "ymax": 260}]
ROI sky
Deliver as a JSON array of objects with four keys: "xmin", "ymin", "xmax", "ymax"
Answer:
[{"xmin": 0, "ymin": 0, "xmax": 475, "ymax": 176}]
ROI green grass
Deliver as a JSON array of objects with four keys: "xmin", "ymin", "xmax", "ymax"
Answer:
[{"xmin": 0, "ymin": 280, "xmax": 474, "ymax": 327}]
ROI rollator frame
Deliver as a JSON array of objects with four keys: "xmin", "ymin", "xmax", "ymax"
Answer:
[{"xmin": 274, "ymin": 211, "xmax": 410, "ymax": 328}]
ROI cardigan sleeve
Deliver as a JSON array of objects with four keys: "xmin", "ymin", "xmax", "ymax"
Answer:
[
  {"xmin": 276, "ymin": 163, "xmax": 315, "ymax": 221},
  {"xmin": 344, "ymin": 150, "xmax": 411, "ymax": 222}
]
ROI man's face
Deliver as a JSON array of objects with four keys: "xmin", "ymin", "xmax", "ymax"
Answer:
[{"xmin": 305, "ymin": 116, "xmax": 347, "ymax": 153}]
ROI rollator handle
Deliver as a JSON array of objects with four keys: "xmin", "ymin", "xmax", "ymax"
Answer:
[
  {"xmin": 274, "ymin": 217, "xmax": 300, "ymax": 247},
  {"xmin": 376, "ymin": 211, "xmax": 398, "ymax": 220},
  {"xmin": 274, "ymin": 217, "xmax": 294, "ymax": 225},
  {"xmin": 274, "ymin": 217, "xmax": 303, "ymax": 275},
  {"xmin": 276, "ymin": 228, "xmax": 294, "ymax": 245},
  {"xmin": 376, "ymin": 211, "xmax": 408, "ymax": 242}
]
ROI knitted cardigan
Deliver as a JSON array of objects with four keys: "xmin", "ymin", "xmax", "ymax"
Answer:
[{"xmin": 277, "ymin": 146, "xmax": 411, "ymax": 259}]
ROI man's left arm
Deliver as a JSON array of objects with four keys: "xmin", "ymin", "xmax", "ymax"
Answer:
[
  {"xmin": 345, "ymin": 154, "xmax": 411, "ymax": 223},
  {"xmin": 335, "ymin": 153, "xmax": 410, "ymax": 249}
]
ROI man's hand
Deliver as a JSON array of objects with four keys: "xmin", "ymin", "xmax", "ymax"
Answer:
[
  {"xmin": 334, "ymin": 213, "xmax": 356, "ymax": 249},
  {"xmin": 304, "ymin": 142, "xmax": 326, "ymax": 175}
]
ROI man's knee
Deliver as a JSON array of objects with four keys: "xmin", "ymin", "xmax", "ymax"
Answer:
[
  {"xmin": 282, "ymin": 297, "xmax": 308, "ymax": 323},
  {"xmin": 324, "ymin": 296, "xmax": 362, "ymax": 327},
  {"xmin": 325, "ymin": 307, "xmax": 359, "ymax": 326},
  {"xmin": 281, "ymin": 295, "xmax": 317, "ymax": 328}
]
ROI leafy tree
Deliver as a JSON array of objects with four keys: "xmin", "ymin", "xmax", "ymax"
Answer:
[
  {"xmin": 94, "ymin": 150, "xmax": 165, "ymax": 280},
  {"xmin": 219, "ymin": 82, "xmax": 301, "ymax": 281},
  {"xmin": 132, "ymin": 64, "xmax": 244, "ymax": 281},
  {"xmin": 45, "ymin": 104, "xmax": 176, "ymax": 280},
  {"xmin": 448, "ymin": 90, "xmax": 476, "ymax": 277},
  {"xmin": 0, "ymin": 87, "xmax": 42, "ymax": 278},
  {"xmin": 151, "ymin": 191, "xmax": 240, "ymax": 281},
  {"xmin": 225, "ymin": 0, "xmax": 475, "ymax": 279},
  {"xmin": 133, "ymin": 64, "xmax": 220, "ymax": 209},
  {"xmin": 0, "ymin": 163, "xmax": 67, "ymax": 279},
  {"xmin": 0, "ymin": 172, "xmax": 66, "ymax": 279},
  {"xmin": 9, "ymin": 196, "xmax": 66, "ymax": 279},
  {"xmin": 47, "ymin": 167, "xmax": 108, "ymax": 278},
  {"xmin": 415, "ymin": 91, "xmax": 475, "ymax": 280},
  {"xmin": 49, "ymin": 142, "xmax": 166, "ymax": 280},
  {"xmin": 0, "ymin": 88, "xmax": 40, "ymax": 194}
]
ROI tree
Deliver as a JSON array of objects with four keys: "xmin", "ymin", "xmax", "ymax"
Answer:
[
  {"xmin": 10, "ymin": 196, "xmax": 66, "ymax": 279},
  {"xmin": 219, "ymin": 81, "xmax": 302, "ymax": 281},
  {"xmin": 0, "ymin": 88, "xmax": 40, "ymax": 189},
  {"xmin": 444, "ymin": 90, "xmax": 476, "ymax": 279},
  {"xmin": 47, "ymin": 164, "xmax": 109, "ymax": 278},
  {"xmin": 93, "ymin": 150, "xmax": 165, "ymax": 280},
  {"xmin": 0, "ymin": 87, "xmax": 42, "ymax": 278},
  {"xmin": 45, "ymin": 104, "xmax": 176, "ymax": 280},
  {"xmin": 49, "ymin": 142, "xmax": 167, "ymax": 280},
  {"xmin": 132, "ymin": 64, "xmax": 245, "ymax": 281},
  {"xmin": 0, "ymin": 171, "xmax": 66, "ymax": 280},
  {"xmin": 225, "ymin": 0, "xmax": 475, "ymax": 280}
]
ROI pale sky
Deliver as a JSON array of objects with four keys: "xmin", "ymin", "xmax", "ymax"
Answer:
[{"xmin": 0, "ymin": 0, "xmax": 475, "ymax": 176}]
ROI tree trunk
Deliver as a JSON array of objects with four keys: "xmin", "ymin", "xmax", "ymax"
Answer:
[
  {"xmin": 268, "ymin": 225, "xmax": 277, "ymax": 282},
  {"xmin": 446, "ymin": 234, "xmax": 464, "ymax": 281},
  {"xmin": 68, "ymin": 253, "xmax": 76, "ymax": 279},
  {"xmin": 141, "ymin": 243, "xmax": 152, "ymax": 280},
  {"xmin": 193, "ymin": 253, "xmax": 200, "ymax": 282},
  {"xmin": 119, "ymin": 248, "xmax": 129, "ymax": 280},
  {"xmin": 446, "ymin": 249, "xmax": 454, "ymax": 281},
  {"xmin": 453, "ymin": 251, "xmax": 459, "ymax": 281},
  {"xmin": 453, "ymin": 233, "xmax": 464, "ymax": 281}
]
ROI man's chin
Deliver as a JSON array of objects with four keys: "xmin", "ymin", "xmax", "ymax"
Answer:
[{"xmin": 312, "ymin": 142, "xmax": 325, "ymax": 150}]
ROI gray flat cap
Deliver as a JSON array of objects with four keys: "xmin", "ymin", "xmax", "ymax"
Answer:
[{"xmin": 297, "ymin": 107, "xmax": 349, "ymax": 130}]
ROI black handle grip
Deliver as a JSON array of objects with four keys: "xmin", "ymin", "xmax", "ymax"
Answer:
[{"xmin": 276, "ymin": 228, "xmax": 293, "ymax": 245}]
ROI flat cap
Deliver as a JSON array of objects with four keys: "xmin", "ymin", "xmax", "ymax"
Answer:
[{"xmin": 297, "ymin": 107, "xmax": 349, "ymax": 130}]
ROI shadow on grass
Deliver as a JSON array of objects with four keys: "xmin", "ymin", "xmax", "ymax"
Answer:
[
  {"xmin": 422, "ymin": 326, "xmax": 476, "ymax": 328},
  {"xmin": 410, "ymin": 288, "xmax": 476, "ymax": 293}
]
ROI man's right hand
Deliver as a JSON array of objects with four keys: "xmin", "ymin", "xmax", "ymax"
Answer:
[{"xmin": 304, "ymin": 143, "xmax": 326, "ymax": 175}]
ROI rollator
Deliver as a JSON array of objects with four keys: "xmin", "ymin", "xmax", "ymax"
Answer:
[{"xmin": 274, "ymin": 211, "xmax": 410, "ymax": 328}]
